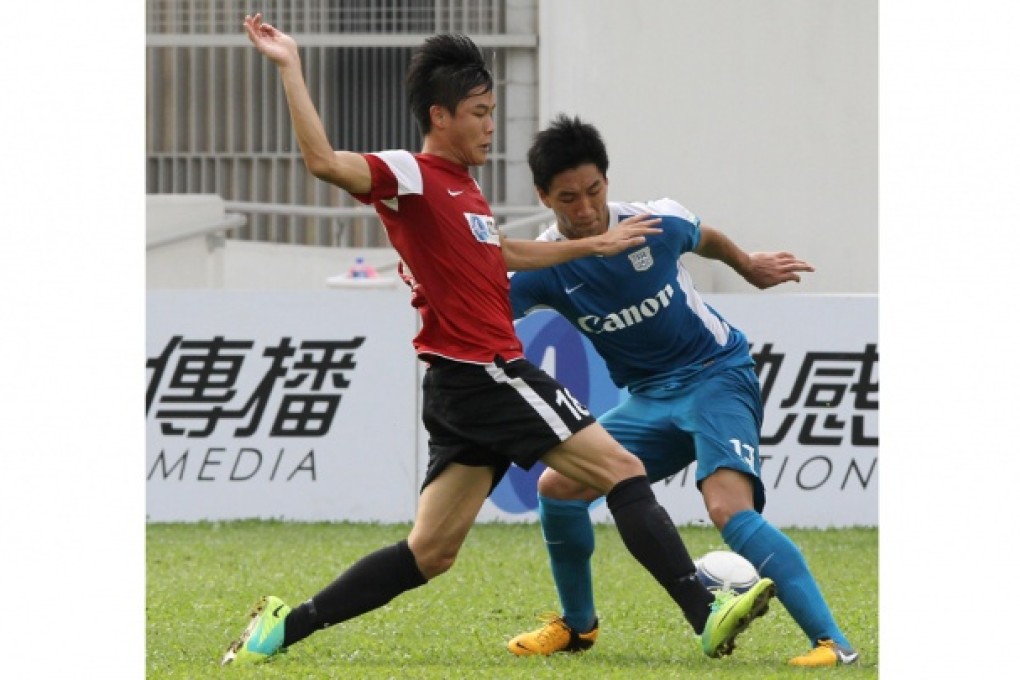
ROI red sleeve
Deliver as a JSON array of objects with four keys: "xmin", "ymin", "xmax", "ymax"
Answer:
[{"xmin": 350, "ymin": 153, "xmax": 399, "ymax": 205}]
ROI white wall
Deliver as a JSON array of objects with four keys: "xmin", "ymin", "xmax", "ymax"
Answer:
[
  {"xmin": 222, "ymin": 241, "xmax": 398, "ymax": 290},
  {"xmin": 538, "ymin": 0, "xmax": 877, "ymax": 293},
  {"xmin": 146, "ymin": 194, "xmax": 228, "ymax": 288},
  {"xmin": 147, "ymin": 193, "xmax": 401, "ymax": 290}
]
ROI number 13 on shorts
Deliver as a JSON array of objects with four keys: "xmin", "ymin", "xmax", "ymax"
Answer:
[{"xmin": 728, "ymin": 438, "xmax": 757, "ymax": 470}]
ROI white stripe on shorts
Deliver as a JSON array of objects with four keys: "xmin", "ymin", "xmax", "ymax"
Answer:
[{"xmin": 484, "ymin": 362, "xmax": 574, "ymax": 441}]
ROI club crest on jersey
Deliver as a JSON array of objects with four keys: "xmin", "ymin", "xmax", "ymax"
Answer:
[
  {"xmin": 465, "ymin": 213, "xmax": 499, "ymax": 245},
  {"xmin": 628, "ymin": 246, "xmax": 653, "ymax": 271}
]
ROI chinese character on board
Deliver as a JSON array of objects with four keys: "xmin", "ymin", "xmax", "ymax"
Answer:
[
  {"xmin": 752, "ymin": 343, "xmax": 878, "ymax": 447},
  {"xmin": 146, "ymin": 336, "xmax": 366, "ymax": 437}
]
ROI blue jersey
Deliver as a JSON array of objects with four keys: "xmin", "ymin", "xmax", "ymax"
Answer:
[{"xmin": 510, "ymin": 198, "xmax": 754, "ymax": 392}]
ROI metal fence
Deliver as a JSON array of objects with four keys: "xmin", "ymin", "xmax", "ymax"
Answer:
[
  {"xmin": 146, "ymin": 0, "xmax": 540, "ymax": 247},
  {"xmin": 146, "ymin": 0, "xmax": 505, "ymax": 35}
]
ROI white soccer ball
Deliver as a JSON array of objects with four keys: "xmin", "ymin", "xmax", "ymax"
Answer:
[{"xmin": 694, "ymin": 550, "xmax": 760, "ymax": 594}]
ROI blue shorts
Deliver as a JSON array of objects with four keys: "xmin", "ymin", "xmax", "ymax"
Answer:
[{"xmin": 599, "ymin": 363, "xmax": 766, "ymax": 512}]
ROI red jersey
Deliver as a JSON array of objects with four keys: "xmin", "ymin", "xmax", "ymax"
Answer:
[{"xmin": 353, "ymin": 151, "xmax": 524, "ymax": 363}]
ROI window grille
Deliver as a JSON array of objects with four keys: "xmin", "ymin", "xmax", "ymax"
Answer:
[{"xmin": 146, "ymin": 0, "xmax": 538, "ymax": 246}]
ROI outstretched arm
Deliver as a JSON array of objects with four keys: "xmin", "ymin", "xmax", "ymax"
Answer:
[
  {"xmin": 502, "ymin": 214, "xmax": 662, "ymax": 271},
  {"xmin": 243, "ymin": 13, "xmax": 371, "ymax": 194},
  {"xmin": 694, "ymin": 225, "xmax": 815, "ymax": 289}
]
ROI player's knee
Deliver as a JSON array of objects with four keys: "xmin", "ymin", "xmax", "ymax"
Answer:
[
  {"xmin": 585, "ymin": 447, "xmax": 645, "ymax": 494},
  {"xmin": 537, "ymin": 468, "xmax": 595, "ymax": 500},
  {"xmin": 702, "ymin": 469, "xmax": 755, "ymax": 529},
  {"xmin": 407, "ymin": 539, "xmax": 460, "ymax": 579},
  {"xmin": 614, "ymin": 448, "xmax": 647, "ymax": 480},
  {"xmin": 704, "ymin": 494, "xmax": 753, "ymax": 530},
  {"xmin": 706, "ymin": 503, "xmax": 736, "ymax": 531},
  {"xmin": 414, "ymin": 546, "xmax": 458, "ymax": 579}
]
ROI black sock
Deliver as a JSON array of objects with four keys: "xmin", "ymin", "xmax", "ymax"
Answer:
[
  {"xmin": 606, "ymin": 475, "xmax": 715, "ymax": 634},
  {"xmin": 282, "ymin": 539, "xmax": 427, "ymax": 647}
]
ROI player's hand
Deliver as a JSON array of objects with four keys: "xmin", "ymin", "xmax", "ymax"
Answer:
[
  {"xmin": 243, "ymin": 13, "xmax": 299, "ymax": 67},
  {"xmin": 596, "ymin": 214, "xmax": 662, "ymax": 256},
  {"xmin": 742, "ymin": 251, "xmax": 815, "ymax": 289}
]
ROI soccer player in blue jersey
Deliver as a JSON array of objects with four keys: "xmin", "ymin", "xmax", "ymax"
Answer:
[{"xmin": 506, "ymin": 115, "xmax": 859, "ymax": 668}]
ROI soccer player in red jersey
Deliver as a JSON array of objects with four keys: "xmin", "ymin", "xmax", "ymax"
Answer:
[{"xmin": 222, "ymin": 14, "xmax": 775, "ymax": 665}]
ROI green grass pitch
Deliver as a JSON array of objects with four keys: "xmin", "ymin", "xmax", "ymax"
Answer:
[{"xmin": 146, "ymin": 521, "xmax": 877, "ymax": 678}]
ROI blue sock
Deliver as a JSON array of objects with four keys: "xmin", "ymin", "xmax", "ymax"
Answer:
[
  {"xmin": 722, "ymin": 510, "xmax": 851, "ymax": 649},
  {"xmin": 538, "ymin": 495, "xmax": 597, "ymax": 633}
]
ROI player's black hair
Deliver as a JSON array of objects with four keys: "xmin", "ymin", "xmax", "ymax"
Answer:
[
  {"xmin": 528, "ymin": 114, "xmax": 610, "ymax": 193},
  {"xmin": 406, "ymin": 34, "xmax": 493, "ymax": 135}
]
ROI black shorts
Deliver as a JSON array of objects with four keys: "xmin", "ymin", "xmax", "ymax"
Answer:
[{"xmin": 420, "ymin": 355, "xmax": 596, "ymax": 493}]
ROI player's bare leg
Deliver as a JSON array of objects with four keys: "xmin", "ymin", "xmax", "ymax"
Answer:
[
  {"xmin": 408, "ymin": 462, "xmax": 494, "ymax": 578},
  {"xmin": 700, "ymin": 468, "xmax": 756, "ymax": 531},
  {"xmin": 540, "ymin": 422, "xmax": 642, "ymax": 493}
]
